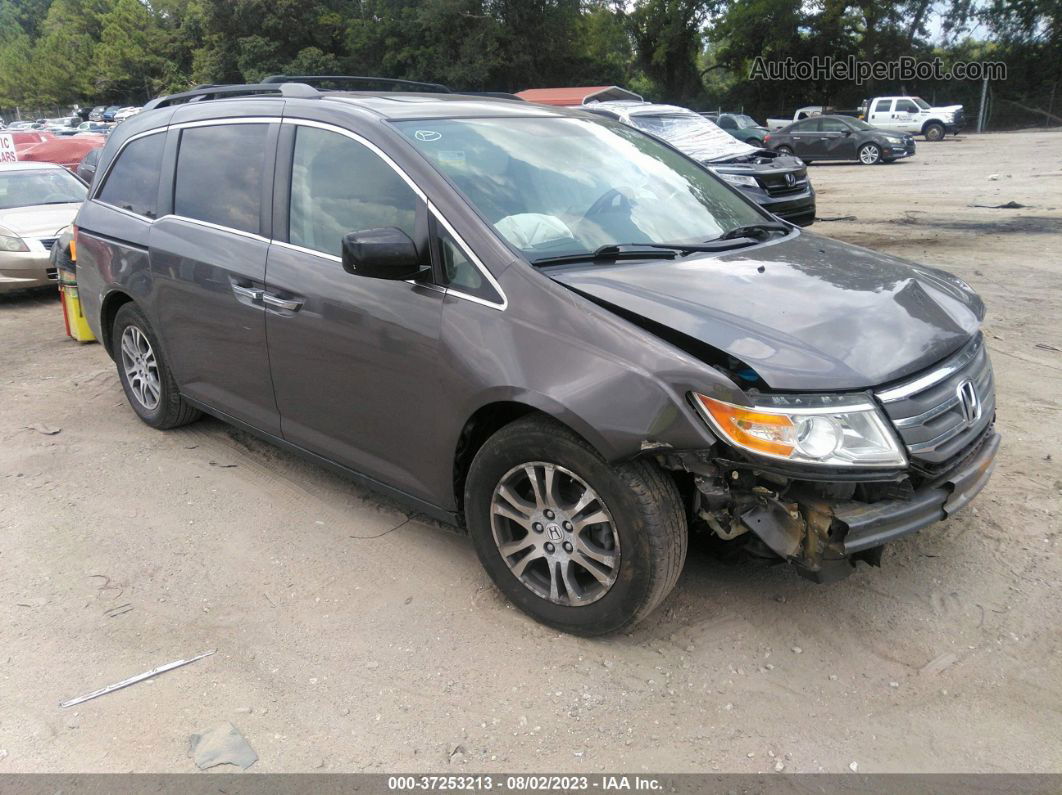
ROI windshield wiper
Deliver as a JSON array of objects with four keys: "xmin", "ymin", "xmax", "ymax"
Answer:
[
  {"xmin": 531, "ymin": 243, "xmax": 680, "ymax": 267},
  {"xmin": 531, "ymin": 235, "xmax": 789, "ymax": 266},
  {"xmin": 715, "ymin": 222, "xmax": 790, "ymax": 241}
]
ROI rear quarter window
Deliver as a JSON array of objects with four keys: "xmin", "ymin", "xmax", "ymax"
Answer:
[
  {"xmin": 174, "ymin": 124, "xmax": 270, "ymax": 235},
  {"xmin": 96, "ymin": 133, "xmax": 164, "ymax": 218}
]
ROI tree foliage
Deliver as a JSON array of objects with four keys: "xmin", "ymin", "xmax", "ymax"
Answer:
[{"xmin": 0, "ymin": 0, "xmax": 1055, "ymax": 128}]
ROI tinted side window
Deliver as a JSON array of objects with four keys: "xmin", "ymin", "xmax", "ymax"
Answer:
[
  {"xmin": 873, "ymin": 99, "xmax": 892, "ymax": 113},
  {"xmin": 289, "ymin": 126, "xmax": 418, "ymax": 256},
  {"xmin": 895, "ymin": 99, "xmax": 918, "ymax": 113},
  {"xmin": 174, "ymin": 124, "xmax": 269, "ymax": 234},
  {"xmin": 790, "ymin": 119, "xmax": 816, "ymax": 133},
  {"xmin": 820, "ymin": 118, "xmax": 848, "ymax": 132},
  {"xmin": 717, "ymin": 115, "xmax": 736, "ymax": 129},
  {"xmin": 97, "ymin": 133, "xmax": 164, "ymax": 218}
]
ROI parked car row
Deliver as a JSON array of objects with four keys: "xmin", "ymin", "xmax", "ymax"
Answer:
[
  {"xmin": 87, "ymin": 105, "xmax": 142, "ymax": 123},
  {"xmin": 583, "ymin": 101, "xmax": 816, "ymax": 226}
]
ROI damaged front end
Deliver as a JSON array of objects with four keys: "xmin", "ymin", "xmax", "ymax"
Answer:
[{"xmin": 656, "ymin": 423, "xmax": 999, "ymax": 582}]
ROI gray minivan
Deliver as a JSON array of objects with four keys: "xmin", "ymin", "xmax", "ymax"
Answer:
[{"xmin": 73, "ymin": 81, "xmax": 998, "ymax": 635}]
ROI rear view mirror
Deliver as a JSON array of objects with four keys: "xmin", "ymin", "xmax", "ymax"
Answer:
[{"xmin": 341, "ymin": 228, "xmax": 426, "ymax": 280}]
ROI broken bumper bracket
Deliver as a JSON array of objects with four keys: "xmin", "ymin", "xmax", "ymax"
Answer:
[{"xmin": 836, "ymin": 431, "xmax": 1000, "ymax": 554}]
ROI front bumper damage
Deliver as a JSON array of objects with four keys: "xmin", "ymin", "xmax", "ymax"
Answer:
[{"xmin": 662, "ymin": 428, "xmax": 1000, "ymax": 582}]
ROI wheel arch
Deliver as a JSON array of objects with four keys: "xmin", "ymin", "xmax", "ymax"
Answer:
[
  {"xmin": 98, "ymin": 288, "xmax": 136, "ymax": 358},
  {"xmin": 451, "ymin": 396, "xmax": 621, "ymax": 519}
]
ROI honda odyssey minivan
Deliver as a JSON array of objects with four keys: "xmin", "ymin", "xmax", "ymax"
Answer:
[{"xmin": 73, "ymin": 81, "xmax": 999, "ymax": 635}]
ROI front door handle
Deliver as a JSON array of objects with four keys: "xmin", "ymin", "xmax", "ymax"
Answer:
[
  {"xmin": 262, "ymin": 293, "xmax": 303, "ymax": 312},
  {"xmin": 232, "ymin": 283, "xmax": 264, "ymax": 302}
]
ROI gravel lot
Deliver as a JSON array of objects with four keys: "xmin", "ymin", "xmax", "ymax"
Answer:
[{"xmin": 1, "ymin": 130, "xmax": 1060, "ymax": 774}]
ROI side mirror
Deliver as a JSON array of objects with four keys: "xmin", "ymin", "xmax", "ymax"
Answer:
[
  {"xmin": 341, "ymin": 227, "xmax": 426, "ymax": 280},
  {"xmin": 843, "ymin": 129, "xmax": 852, "ymax": 136}
]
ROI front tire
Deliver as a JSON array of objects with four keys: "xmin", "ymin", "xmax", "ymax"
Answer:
[
  {"xmin": 774, "ymin": 145, "xmax": 794, "ymax": 156},
  {"xmin": 112, "ymin": 302, "xmax": 200, "ymax": 429},
  {"xmin": 859, "ymin": 143, "xmax": 882, "ymax": 164},
  {"xmin": 464, "ymin": 416, "xmax": 687, "ymax": 636},
  {"xmin": 924, "ymin": 122, "xmax": 945, "ymax": 141}
]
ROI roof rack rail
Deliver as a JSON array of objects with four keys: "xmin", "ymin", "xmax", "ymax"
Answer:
[
  {"xmin": 261, "ymin": 74, "xmax": 452, "ymax": 94},
  {"xmin": 143, "ymin": 82, "xmax": 319, "ymax": 111}
]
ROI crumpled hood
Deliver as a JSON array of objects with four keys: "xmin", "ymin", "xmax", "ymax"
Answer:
[
  {"xmin": 550, "ymin": 232, "xmax": 984, "ymax": 391},
  {"xmin": 0, "ymin": 203, "xmax": 80, "ymax": 239}
]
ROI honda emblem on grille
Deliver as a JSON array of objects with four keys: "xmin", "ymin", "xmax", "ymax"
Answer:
[
  {"xmin": 956, "ymin": 379, "xmax": 981, "ymax": 426},
  {"xmin": 785, "ymin": 173, "xmax": 796, "ymax": 186}
]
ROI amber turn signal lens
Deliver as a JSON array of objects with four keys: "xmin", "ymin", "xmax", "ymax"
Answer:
[{"xmin": 694, "ymin": 394, "xmax": 795, "ymax": 457}]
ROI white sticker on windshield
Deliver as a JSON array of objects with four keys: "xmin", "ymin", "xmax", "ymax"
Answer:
[
  {"xmin": 414, "ymin": 130, "xmax": 442, "ymax": 142},
  {"xmin": 438, "ymin": 151, "xmax": 466, "ymax": 169}
]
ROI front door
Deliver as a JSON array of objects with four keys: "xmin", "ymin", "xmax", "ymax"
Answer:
[
  {"xmin": 263, "ymin": 122, "xmax": 447, "ymax": 502},
  {"xmin": 891, "ymin": 98, "xmax": 923, "ymax": 133},
  {"xmin": 150, "ymin": 121, "xmax": 281, "ymax": 435},
  {"xmin": 815, "ymin": 117, "xmax": 859, "ymax": 160}
]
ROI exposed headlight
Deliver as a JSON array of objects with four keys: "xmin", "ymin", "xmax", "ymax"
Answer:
[
  {"xmin": 692, "ymin": 393, "xmax": 907, "ymax": 467},
  {"xmin": 715, "ymin": 172, "xmax": 759, "ymax": 188},
  {"xmin": 0, "ymin": 229, "xmax": 29, "ymax": 252}
]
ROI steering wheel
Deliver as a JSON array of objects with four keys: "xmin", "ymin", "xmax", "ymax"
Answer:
[{"xmin": 582, "ymin": 188, "xmax": 631, "ymax": 221}]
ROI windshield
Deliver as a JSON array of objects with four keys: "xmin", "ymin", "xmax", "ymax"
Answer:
[
  {"xmin": 912, "ymin": 97, "xmax": 930, "ymax": 110},
  {"xmin": 626, "ymin": 112, "xmax": 756, "ymax": 161},
  {"xmin": 0, "ymin": 169, "xmax": 87, "ymax": 209},
  {"xmin": 394, "ymin": 117, "xmax": 766, "ymax": 260},
  {"xmin": 734, "ymin": 114, "xmax": 759, "ymax": 128}
]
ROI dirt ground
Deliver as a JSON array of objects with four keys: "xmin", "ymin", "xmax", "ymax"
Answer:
[{"xmin": 1, "ymin": 130, "xmax": 1060, "ymax": 775}]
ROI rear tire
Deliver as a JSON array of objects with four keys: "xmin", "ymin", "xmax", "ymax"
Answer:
[
  {"xmin": 924, "ymin": 122, "xmax": 945, "ymax": 141},
  {"xmin": 464, "ymin": 415, "xmax": 687, "ymax": 636},
  {"xmin": 112, "ymin": 302, "xmax": 200, "ymax": 429}
]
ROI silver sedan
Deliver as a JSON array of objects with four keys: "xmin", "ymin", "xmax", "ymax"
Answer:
[{"xmin": 0, "ymin": 161, "xmax": 87, "ymax": 293}]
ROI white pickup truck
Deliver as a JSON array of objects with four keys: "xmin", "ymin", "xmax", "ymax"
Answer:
[
  {"xmin": 766, "ymin": 106, "xmax": 826, "ymax": 131},
  {"xmin": 860, "ymin": 96, "xmax": 964, "ymax": 141}
]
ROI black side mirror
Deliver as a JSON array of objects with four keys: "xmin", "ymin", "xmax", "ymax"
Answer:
[{"xmin": 341, "ymin": 227, "xmax": 427, "ymax": 280}]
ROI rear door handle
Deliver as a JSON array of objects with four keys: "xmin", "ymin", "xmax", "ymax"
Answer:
[
  {"xmin": 232, "ymin": 283, "xmax": 264, "ymax": 302},
  {"xmin": 262, "ymin": 293, "xmax": 303, "ymax": 312}
]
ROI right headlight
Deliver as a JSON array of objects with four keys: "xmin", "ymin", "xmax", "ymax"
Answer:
[
  {"xmin": 0, "ymin": 224, "xmax": 29, "ymax": 252},
  {"xmin": 692, "ymin": 392, "xmax": 907, "ymax": 468},
  {"xmin": 714, "ymin": 171, "xmax": 759, "ymax": 188}
]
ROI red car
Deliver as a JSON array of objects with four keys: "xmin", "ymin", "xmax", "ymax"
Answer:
[
  {"xmin": 10, "ymin": 130, "xmax": 55, "ymax": 154},
  {"xmin": 17, "ymin": 134, "xmax": 105, "ymax": 173}
]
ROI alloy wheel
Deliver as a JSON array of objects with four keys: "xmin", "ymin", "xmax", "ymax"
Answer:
[
  {"xmin": 120, "ymin": 325, "xmax": 161, "ymax": 410},
  {"xmin": 860, "ymin": 144, "xmax": 881, "ymax": 164},
  {"xmin": 490, "ymin": 462, "xmax": 620, "ymax": 606}
]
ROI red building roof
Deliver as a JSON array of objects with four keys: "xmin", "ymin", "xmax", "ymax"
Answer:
[{"xmin": 515, "ymin": 86, "xmax": 643, "ymax": 106}]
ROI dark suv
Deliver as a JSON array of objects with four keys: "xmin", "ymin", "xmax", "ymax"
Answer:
[{"xmin": 73, "ymin": 81, "xmax": 998, "ymax": 636}]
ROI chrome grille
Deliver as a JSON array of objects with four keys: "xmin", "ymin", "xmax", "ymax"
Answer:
[
  {"xmin": 876, "ymin": 335, "xmax": 995, "ymax": 466},
  {"xmin": 763, "ymin": 169, "xmax": 808, "ymax": 197}
]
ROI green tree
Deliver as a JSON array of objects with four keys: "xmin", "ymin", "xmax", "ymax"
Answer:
[
  {"xmin": 629, "ymin": 0, "xmax": 709, "ymax": 103},
  {"xmin": 30, "ymin": 0, "xmax": 113, "ymax": 105},
  {"xmin": 95, "ymin": 0, "xmax": 169, "ymax": 102}
]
